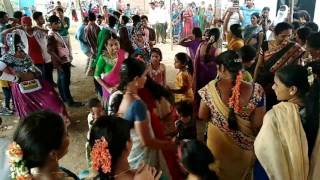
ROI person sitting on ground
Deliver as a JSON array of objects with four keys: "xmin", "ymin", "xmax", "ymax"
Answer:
[
  {"xmin": 175, "ymin": 101, "xmax": 196, "ymax": 141},
  {"xmin": 88, "ymin": 115, "xmax": 162, "ymax": 179},
  {"xmin": 178, "ymin": 139, "xmax": 218, "ymax": 180},
  {"xmin": 7, "ymin": 110, "xmax": 79, "ymax": 179}
]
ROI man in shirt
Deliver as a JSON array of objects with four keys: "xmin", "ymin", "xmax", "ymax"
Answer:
[
  {"xmin": 156, "ymin": 1, "xmax": 169, "ymax": 43},
  {"xmin": 47, "ymin": 15, "xmax": 83, "ymax": 107},
  {"xmin": 85, "ymin": 12, "xmax": 100, "ymax": 72},
  {"xmin": 124, "ymin": 3, "xmax": 132, "ymax": 17},
  {"xmin": 56, "ymin": 8, "xmax": 73, "ymax": 62},
  {"xmin": 240, "ymin": 0, "xmax": 261, "ymax": 27},
  {"xmin": 75, "ymin": 17, "xmax": 90, "ymax": 72},
  {"xmin": 33, "ymin": 11, "xmax": 55, "ymax": 86},
  {"xmin": 85, "ymin": 12, "xmax": 102, "ymax": 97},
  {"xmin": 141, "ymin": 15, "xmax": 156, "ymax": 48},
  {"xmin": 148, "ymin": 2, "xmax": 158, "ymax": 37}
]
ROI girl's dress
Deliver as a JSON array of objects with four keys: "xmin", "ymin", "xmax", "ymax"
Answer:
[{"xmin": 175, "ymin": 70, "xmax": 193, "ymax": 102}]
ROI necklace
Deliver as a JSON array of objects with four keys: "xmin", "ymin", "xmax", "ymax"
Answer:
[{"xmin": 113, "ymin": 169, "xmax": 131, "ymax": 178}]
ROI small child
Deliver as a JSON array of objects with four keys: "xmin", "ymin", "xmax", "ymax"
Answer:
[
  {"xmin": 175, "ymin": 101, "xmax": 196, "ymax": 140},
  {"xmin": 85, "ymin": 98, "xmax": 106, "ymax": 166},
  {"xmin": 169, "ymin": 53, "xmax": 194, "ymax": 102},
  {"xmin": 148, "ymin": 48, "xmax": 166, "ymax": 86},
  {"xmin": 238, "ymin": 45, "xmax": 257, "ymax": 82}
]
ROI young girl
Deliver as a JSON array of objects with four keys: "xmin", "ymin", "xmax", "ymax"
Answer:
[
  {"xmin": 148, "ymin": 48, "xmax": 166, "ymax": 86},
  {"xmin": 169, "ymin": 53, "xmax": 194, "ymax": 102}
]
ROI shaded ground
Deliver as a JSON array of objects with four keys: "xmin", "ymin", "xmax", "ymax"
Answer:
[{"xmin": 0, "ymin": 23, "xmax": 186, "ymax": 174}]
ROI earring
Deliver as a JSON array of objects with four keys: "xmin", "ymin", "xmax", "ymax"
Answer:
[{"xmin": 289, "ymin": 92, "xmax": 294, "ymax": 96}]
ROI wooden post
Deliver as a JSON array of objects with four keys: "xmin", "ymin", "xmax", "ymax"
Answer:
[
  {"xmin": 170, "ymin": 0, "xmax": 173, "ymax": 51},
  {"xmin": 288, "ymin": 0, "xmax": 294, "ymax": 23}
]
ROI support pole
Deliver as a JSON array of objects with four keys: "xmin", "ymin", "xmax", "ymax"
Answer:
[
  {"xmin": 170, "ymin": 0, "xmax": 173, "ymax": 51},
  {"xmin": 289, "ymin": 0, "xmax": 294, "ymax": 23}
]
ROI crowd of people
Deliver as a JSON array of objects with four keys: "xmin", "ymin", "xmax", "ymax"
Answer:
[{"xmin": 1, "ymin": 0, "xmax": 320, "ymax": 179}]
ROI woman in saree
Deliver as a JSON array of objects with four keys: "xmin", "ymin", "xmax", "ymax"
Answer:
[
  {"xmin": 138, "ymin": 76, "xmax": 184, "ymax": 180},
  {"xmin": 254, "ymin": 22, "xmax": 305, "ymax": 110},
  {"xmin": 204, "ymin": 4, "xmax": 214, "ymax": 29},
  {"xmin": 243, "ymin": 13, "xmax": 262, "ymax": 49},
  {"xmin": 115, "ymin": 58, "xmax": 176, "ymax": 179},
  {"xmin": 198, "ymin": 50, "xmax": 266, "ymax": 180},
  {"xmin": 183, "ymin": 4, "xmax": 193, "ymax": 38},
  {"xmin": 171, "ymin": 4, "xmax": 182, "ymax": 43},
  {"xmin": 0, "ymin": 33, "xmax": 69, "ymax": 124},
  {"xmin": 94, "ymin": 30, "xmax": 127, "ymax": 104},
  {"xmin": 198, "ymin": 1, "xmax": 206, "ymax": 33},
  {"xmin": 193, "ymin": 28, "xmax": 221, "ymax": 118},
  {"xmin": 254, "ymin": 64, "xmax": 320, "ymax": 180}
]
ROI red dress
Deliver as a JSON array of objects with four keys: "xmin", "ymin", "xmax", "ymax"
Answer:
[
  {"xmin": 138, "ymin": 88, "xmax": 185, "ymax": 180},
  {"xmin": 183, "ymin": 9, "xmax": 193, "ymax": 38}
]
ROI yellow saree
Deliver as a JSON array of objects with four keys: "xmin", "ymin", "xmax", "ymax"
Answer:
[{"xmin": 199, "ymin": 80, "xmax": 260, "ymax": 180}]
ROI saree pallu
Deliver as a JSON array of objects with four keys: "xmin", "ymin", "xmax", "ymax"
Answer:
[
  {"xmin": 254, "ymin": 102, "xmax": 309, "ymax": 180},
  {"xmin": 101, "ymin": 49, "xmax": 126, "ymax": 100},
  {"xmin": 139, "ymin": 88, "xmax": 184, "ymax": 180},
  {"xmin": 11, "ymin": 80, "xmax": 70, "ymax": 125},
  {"xmin": 193, "ymin": 43, "xmax": 217, "ymax": 118},
  {"xmin": 256, "ymin": 42, "xmax": 305, "ymax": 110},
  {"xmin": 199, "ymin": 80, "xmax": 257, "ymax": 180}
]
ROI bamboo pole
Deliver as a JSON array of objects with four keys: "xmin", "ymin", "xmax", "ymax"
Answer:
[
  {"xmin": 170, "ymin": 0, "xmax": 173, "ymax": 51},
  {"xmin": 289, "ymin": 0, "xmax": 294, "ymax": 23}
]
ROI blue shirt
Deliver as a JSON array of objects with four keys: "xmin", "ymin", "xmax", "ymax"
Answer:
[
  {"xmin": 75, "ymin": 24, "xmax": 90, "ymax": 55},
  {"xmin": 240, "ymin": 6, "xmax": 261, "ymax": 27}
]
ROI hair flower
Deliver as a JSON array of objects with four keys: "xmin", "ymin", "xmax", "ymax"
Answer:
[
  {"xmin": 7, "ymin": 142, "xmax": 32, "ymax": 180},
  {"xmin": 91, "ymin": 137, "xmax": 112, "ymax": 173},
  {"xmin": 228, "ymin": 71, "xmax": 243, "ymax": 113},
  {"xmin": 7, "ymin": 142, "xmax": 24, "ymax": 163}
]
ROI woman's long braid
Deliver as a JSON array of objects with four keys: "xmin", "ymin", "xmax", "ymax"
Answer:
[{"xmin": 227, "ymin": 70, "xmax": 240, "ymax": 130}]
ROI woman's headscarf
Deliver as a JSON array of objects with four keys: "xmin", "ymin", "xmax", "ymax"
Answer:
[{"xmin": 273, "ymin": 5, "xmax": 289, "ymax": 26}]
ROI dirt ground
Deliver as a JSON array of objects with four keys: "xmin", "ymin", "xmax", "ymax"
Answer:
[{"xmin": 0, "ymin": 23, "xmax": 186, "ymax": 174}]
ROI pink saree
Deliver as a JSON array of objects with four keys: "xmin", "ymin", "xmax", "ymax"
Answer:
[{"xmin": 101, "ymin": 49, "xmax": 126, "ymax": 99}]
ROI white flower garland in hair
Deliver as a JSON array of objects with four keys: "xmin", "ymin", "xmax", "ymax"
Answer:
[
  {"xmin": 6, "ymin": 142, "xmax": 32, "ymax": 180},
  {"xmin": 307, "ymin": 67, "xmax": 315, "ymax": 86}
]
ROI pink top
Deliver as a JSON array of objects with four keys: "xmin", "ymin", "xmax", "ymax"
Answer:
[{"xmin": 148, "ymin": 64, "xmax": 166, "ymax": 86}]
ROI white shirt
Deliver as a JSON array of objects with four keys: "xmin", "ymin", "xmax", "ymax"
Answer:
[
  {"xmin": 148, "ymin": 8, "xmax": 158, "ymax": 25},
  {"xmin": 156, "ymin": 7, "xmax": 169, "ymax": 24}
]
